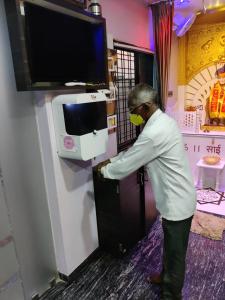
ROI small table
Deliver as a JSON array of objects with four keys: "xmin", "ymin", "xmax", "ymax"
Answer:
[{"xmin": 196, "ymin": 159, "xmax": 225, "ymax": 191}]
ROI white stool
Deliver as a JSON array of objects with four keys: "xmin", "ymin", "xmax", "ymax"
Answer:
[{"xmin": 196, "ymin": 159, "xmax": 225, "ymax": 191}]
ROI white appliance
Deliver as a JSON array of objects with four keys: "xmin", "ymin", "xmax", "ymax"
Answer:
[
  {"xmin": 174, "ymin": 12, "xmax": 196, "ymax": 37},
  {"xmin": 52, "ymin": 93, "xmax": 108, "ymax": 160}
]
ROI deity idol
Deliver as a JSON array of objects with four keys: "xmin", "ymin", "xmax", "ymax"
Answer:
[{"xmin": 205, "ymin": 64, "xmax": 225, "ymax": 126}]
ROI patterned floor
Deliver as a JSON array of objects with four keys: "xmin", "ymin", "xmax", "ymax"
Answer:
[
  {"xmin": 41, "ymin": 217, "xmax": 225, "ymax": 300},
  {"xmin": 197, "ymin": 188, "xmax": 225, "ymax": 216},
  {"xmin": 197, "ymin": 188, "xmax": 225, "ymax": 205}
]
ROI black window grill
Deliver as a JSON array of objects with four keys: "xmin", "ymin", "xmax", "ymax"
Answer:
[{"xmin": 115, "ymin": 49, "xmax": 138, "ymax": 151}]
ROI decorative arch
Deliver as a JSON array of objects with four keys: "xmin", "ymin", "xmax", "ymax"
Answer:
[{"xmin": 185, "ymin": 64, "xmax": 218, "ymax": 110}]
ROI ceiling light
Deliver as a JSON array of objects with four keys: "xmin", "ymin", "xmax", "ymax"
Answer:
[{"xmin": 174, "ymin": 0, "xmax": 190, "ymax": 7}]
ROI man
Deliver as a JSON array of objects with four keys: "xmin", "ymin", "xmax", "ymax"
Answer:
[{"xmin": 99, "ymin": 83, "xmax": 196, "ymax": 300}]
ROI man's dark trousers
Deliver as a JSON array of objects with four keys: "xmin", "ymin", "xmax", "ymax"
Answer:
[{"xmin": 161, "ymin": 216, "xmax": 193, "ymax": 300}]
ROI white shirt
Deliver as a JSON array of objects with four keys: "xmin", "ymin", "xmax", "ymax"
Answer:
[{"xmin": 101, "ymin": 109, "xmax": 196, "ymax": 221}]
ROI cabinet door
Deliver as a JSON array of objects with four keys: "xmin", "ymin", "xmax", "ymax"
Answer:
[
  {"xmin": 93, "ymin": 171, "xmax": 120, "ymax": 215},
  {"xmin": 119, "ymin": 171, "xmax": 144, "ymax": 248},
  {"xmin": 93, "ymin": 171, "xmax": 121, "ymax": 250},
  {"xmin": 93, "ymin": 169, "xmax": 155, "ymax": 255}
]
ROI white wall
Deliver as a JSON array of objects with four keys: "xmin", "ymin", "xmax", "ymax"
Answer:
[
  {"xmin": 101, "ymin": 0, "xmax": 151, "ymax": 49},
  {"xmin": 166, "ymin": 33, "xmax": 180, "ymax": 116},
  {"xmin": 0, "ymin": 1, "xmax": 56, "ymax": 298},
  {"xmin": 35, "ymin": 92, "xmax": 100, "ymax": 275},
  {"xmin": 0, "ymin": 161, "xmax": 24, "ymax": 300}
]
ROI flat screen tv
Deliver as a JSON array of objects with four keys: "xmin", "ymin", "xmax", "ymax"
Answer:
[{"xmin": 4, "ymin": 0, "xmax": 108, "ymax": 91}]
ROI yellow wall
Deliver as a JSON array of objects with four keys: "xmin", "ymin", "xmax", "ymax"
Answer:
[{"xmin": 178, "ymin": 22, "xmax": 225, "ymax": 85}]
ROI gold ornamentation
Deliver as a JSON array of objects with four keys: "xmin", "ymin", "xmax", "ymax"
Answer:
[
  {"xmin": 179, "ymin": 22, "xmax": 225, "ymax": 84},
  {"xmin": 201, "ymin": 39, "xmax": 214, "ymax": 53},
  {"xmin": 220, "ymin": 34, "xmax": 225, "ymax": 47},
  {"xmin": 201, "ymin": 125, "xmax": 225, "ymax": 131}
]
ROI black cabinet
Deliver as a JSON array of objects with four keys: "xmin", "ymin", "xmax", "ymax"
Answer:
[
  {"xmin": 144, "ymin": 172, "xmax": 158, "ymax": 231},
  {"xmin": 93, "ymin": 169, "xmax": 149, "ymax": 256}
]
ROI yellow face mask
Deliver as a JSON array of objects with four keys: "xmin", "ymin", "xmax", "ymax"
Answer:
[{"xmin": 129, "ymin": 114, "xmax": 144, "ymax": 126}]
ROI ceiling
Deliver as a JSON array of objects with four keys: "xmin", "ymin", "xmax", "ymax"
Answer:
[
  {"xmin": 146, "ymin": 0, "xmax": 225, "ymax": 36},
  {"xmin": 175, "ymin": 0, "xmax": 225, "ymax": 16},
  {"xmin": 147, "ymin": 0, "xmax": 225, "ymax": 15}
]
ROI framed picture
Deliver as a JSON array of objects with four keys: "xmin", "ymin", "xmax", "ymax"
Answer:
[
  {"xmin": 64, "ymin": 0, "xmax": 87, "ymax": 9},
  {"xmin": 107, "ymin": 115, "xmax": 117, "ymax": 130}
]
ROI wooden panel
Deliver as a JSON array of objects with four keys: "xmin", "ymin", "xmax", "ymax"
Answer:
[
  {"xmin": 119, "ymin": 172, "xmax": 143, "ymax": 246},
  {"xmin": 93, "ymin": 169, "xmax": 143, "ymax": 256}
]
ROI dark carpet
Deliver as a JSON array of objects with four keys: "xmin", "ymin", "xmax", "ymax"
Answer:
[{"xmin": 41, "ymin": 217, "xmax": 225, "ymax": 300}]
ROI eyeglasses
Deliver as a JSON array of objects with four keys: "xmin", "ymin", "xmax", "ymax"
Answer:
[
  {"xmin": 129, "ymin": 104, "xmax": 143, "ymax": 114},
  {"xmin": 129, "ymin": 102, "xmax": 153, "ymax": 114}
]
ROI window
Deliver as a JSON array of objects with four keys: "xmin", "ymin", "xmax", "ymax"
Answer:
[{"xmin": 114, "ymin": 46, "xmax": 154, "ymax": 151}]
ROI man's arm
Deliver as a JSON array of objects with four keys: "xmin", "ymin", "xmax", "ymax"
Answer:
[
  {"xmin": 109, "ymin": 151, "xmax": 126, "ymax": 163},
  {"xmin": 101, "ymin": 133, "xmax": 157, "ymax": 180}
]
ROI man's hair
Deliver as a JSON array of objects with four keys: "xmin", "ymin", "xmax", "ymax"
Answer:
[{"xmin": 128, "ymin": 83, "xmax": 158, "ymax": 112}]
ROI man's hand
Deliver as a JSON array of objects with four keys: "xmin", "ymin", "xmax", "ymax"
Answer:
[
  {"xmin": 96, "ymin": 159, "xmax": 110, "ymax": 178},
  {"xmin": 97, "ymin": 159, "xmax": 110, "ymax": 172}
]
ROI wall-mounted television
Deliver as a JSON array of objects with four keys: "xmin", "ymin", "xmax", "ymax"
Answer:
[{"xmin": 4, "ymin": 0, "xmax": 108, "ymax": 91}]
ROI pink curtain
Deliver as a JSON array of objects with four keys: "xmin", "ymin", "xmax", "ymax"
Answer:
[{"xmin": 151, "ymin": 1, "xmax": 174, "ymax": 111}]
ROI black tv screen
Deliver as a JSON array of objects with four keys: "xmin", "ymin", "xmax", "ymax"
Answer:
[{"xmin": 18, "ymin": 1, "xmax": 107, "ymax": 89}]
